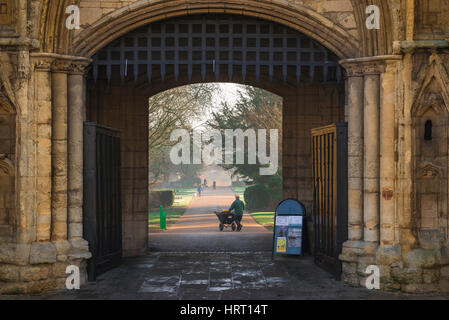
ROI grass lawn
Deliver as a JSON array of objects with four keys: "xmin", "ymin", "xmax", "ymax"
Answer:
[
  {"xmin": 149, "ymin": 187, "xmax": 196, "ymax": 230},
  {"xmin": 148, "ymin": 207, "xmax": 186, "ymax": 230},
  {"xmin": 250, "ymin": 211, "xmax": 275, "ymax": 230}
]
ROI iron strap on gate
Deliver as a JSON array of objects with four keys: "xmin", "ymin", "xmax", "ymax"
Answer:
[
  {"xmin": 311, "ymin": 123, "xmax": 348, "ymax": 279},
  {"xmin": 83, "ymin": 123, "xmax": 122, "ymax": 281},
  {"xmin": 91, "ymin": 14, "xmax": 342, "ymax": 83}
]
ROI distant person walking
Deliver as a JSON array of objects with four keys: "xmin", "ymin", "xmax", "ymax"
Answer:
[
  {"xmin": 203, "ymin": 179, "xmax": 208, "ymax": 188},
  {"xmin": 197, "ymin": 184, "xmax": 203, "ymax": 197},
  {"xmin": 229, "ymin": 195, "xmax": 245, "ymax": 231},
  {"xmin": 213, "ymin": 181, "xmax": 216, "ymax": 190}
]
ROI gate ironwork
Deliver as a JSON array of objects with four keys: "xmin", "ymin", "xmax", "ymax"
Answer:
[
  {"xmin": 92, "ymin": 14, "xmax": 342, "ymax": 83},
  {"xmin": 83, "ymin": 123, "xmax": 122, "ymax": 281},
  {"xmin": 311, "ymin": 123, "xmax": 348, "ymax": 279}
]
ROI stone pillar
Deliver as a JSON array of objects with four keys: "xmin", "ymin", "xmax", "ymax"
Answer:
[
  {"xmin": 282, "ymin": 91, "xmax": 299, "ymax": 200},
  {"xmin": 380, "ymin": 61, "xmax": 398, "ymax": 246},
  {"xmin": 33, "ymin": 57, "xmax": 53, "ymax": 243},
  {"xmin": 68, "ymin": 63, "xmax": 88, "ymax": 241},
  {"xmin": 344, "ymin": 64, "xmax": 364, "ymax": 241},
  {"xmin": 363, "ymin": 64, "xmax": 381, "ymax": 243},
  {"xmin": 51, "ymin": 61, "xmax": 69, "ymax": 241},
  {"xmin": 12, "ymin": 49, "xmax": 32, "ymax": 245}
]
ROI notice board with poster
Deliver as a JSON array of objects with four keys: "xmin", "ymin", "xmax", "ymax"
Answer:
[{"xmin": 273, "ymin": 199, "xmax": 305, "ymax": 256}]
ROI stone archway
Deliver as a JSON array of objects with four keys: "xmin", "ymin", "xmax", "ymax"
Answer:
[{"xmin": 85, "ymin": 13, "xmax": 346, "ymax": 260}]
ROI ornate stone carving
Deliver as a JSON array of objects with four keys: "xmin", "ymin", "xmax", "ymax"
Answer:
[
  {"xmin": 412, "ymin": 54, "xmax": 449, "ymax": 116},
  {"xmin": 32, "ymin": 56, "xmax": 53, "ymax": 71},
  {"xmin": 68, "ymin": 61, "xmax": 90, "ymax": 75},
  {"xmin": 0, "ymin": 52, "xmax": 16, "ymax": 108},
  {"xmin": 418, "ymin": 163, "xmax": 442, "ymax": 178},
  {"xmin": 341, "ymin": 63, "xmax": 364, "ymax": 77},
  {"xmin": 0, "ymin": 155, "xmax": 13, "ymax": 174},
  {"xmin": 360, "ymin": 61, "xmax": 386, "ymax": 75},
  {"xmin": 52, "ymin": 59, "xmax": 72, "ymax": 73}
]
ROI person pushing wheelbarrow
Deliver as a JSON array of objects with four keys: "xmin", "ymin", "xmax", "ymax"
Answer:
[{"xmin": 228, "ymin": 195, "xmax": 245, "ymax": 231}]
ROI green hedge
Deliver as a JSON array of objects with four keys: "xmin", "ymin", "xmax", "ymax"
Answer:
[
  {"xmin": 149, "ymin": 190, "xmax": 174, "ymax": 208},
  {"xmin": 244, "ymin": 184, "xmax": 270, "ymax": 210}
]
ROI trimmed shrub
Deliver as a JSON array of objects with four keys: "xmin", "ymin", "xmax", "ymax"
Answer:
[
  {"xmin": 244, "ymin": 184, "xmax": 270, "ymax": 210},
  {"xmin": 160, "ymin": 190, "xmax": 174, "ymax": 207},
  {"xmin": 149, "ymin": 190, "xmax": 174, "ymax": 208}
]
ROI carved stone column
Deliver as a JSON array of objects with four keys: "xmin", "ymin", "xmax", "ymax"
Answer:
[
  {"xmin": 362, "ymin": 62, "xmax": 382, "ymax": 243},
  {"xmin": 32, "ymin": 56, "xmax": 53, "ymax": 243},
  {"xmin": 379, "ymin": 60, "xmax": 400, "ymax": 246},
  {"xmin": 341, "ymin": 63, "xmax": 364, "ymax": 241},
  {"xmin": 51, "ymin": 60, "xmax": 70, "ymax": 241},
  {"xmin": 68, "ymin": 60, "xmax": 90, "ymax": 243}
]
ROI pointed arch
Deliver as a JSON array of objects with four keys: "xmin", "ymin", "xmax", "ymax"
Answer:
[{"xmin": 412, "ymin": 54, "xmax": 449, "ymax": 116}]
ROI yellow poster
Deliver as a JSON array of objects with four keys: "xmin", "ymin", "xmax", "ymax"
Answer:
[{"xmin": 276, "ymin": 237, "xmax": 287, "ymax": 253}]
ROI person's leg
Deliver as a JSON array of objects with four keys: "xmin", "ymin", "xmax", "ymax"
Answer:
[{"xmin": 236, "ymin": 215, "xmax": 243, "ymax": 231}]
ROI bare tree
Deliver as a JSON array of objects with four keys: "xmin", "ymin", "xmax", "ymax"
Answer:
[{"xmin": 148, "ymin": 83, "xmax": 219, "ymax": 186}]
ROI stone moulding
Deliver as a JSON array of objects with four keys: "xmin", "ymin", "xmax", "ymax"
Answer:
[{"xmin": 70, "ymin": 0, "xmax": 359, "ymax": 59}]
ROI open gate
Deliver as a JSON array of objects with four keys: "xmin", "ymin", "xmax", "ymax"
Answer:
[
  {"xmin": 311, "ymin": 123, "xmax": 348, "ymax": 279},
  {"xmin": 83, "ymin": 123, "xmax": 122, "ymax": 281}
]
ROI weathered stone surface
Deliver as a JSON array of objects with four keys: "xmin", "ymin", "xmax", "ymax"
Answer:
[
  {"xmin": 404, "ymin": 249, "xmax": 439, "ymax": 269},
  {"xmin": 440, "ymin": 265, "xmax": 449, "ymax": 279},
  {"xmin": 402, "ymin": 283, "xmax": 439, "ymax": 294},
  {"xmin": 439, "ymin": 279, "xmax": 449, "ymax": 293},
  {"xmin": 423, "ymin": 269, "xmax": 440, "ymax": 284},
  {"xmin": 19, "ymin": 265, "xmax": 50, "ymax": 282},
  {"xmin": 0, "ymin": 282, "xmax": 29, "ymax": 295},
  {"xmin": 376, "ymin": 245, "xmax": 401, "ymax": 266},
  {"xmin": 29, "ymin": 242, "xmax": 57, "ymax": 265},
  {"xmin": 0, "ymin": 243, "xmax": 30, "ymax": 265},
  {"xmin": 391, "ymin": 267, "xmax": 423, "ymax": 285},
  {"xmin": 0, "ymin": 264, "xmax": 20, "ymax": 281}
]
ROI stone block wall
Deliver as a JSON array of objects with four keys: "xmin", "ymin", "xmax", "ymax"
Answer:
[
  {"xmin": 283, "ymin": 82, "xmax": 345, "ymax": 252},
  {"xmin": 86, "ymin": 79, "xmax": 149, "ymax": 257}
]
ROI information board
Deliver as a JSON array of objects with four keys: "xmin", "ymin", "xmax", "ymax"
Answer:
[{"xmin": 273, "ymin": 199, "xmax": 305, "ymax": 256}]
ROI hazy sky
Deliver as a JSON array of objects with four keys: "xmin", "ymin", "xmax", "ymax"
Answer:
[{"xmin": 192, "ymin": 83, "xmax": 246, "ymax": 130}]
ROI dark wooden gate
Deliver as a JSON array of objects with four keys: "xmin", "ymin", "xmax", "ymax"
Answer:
[
  {"xmin": 83, "ymin": 123, "xmax": 122, "ymax": 281},
  {"xmin": 311, "ymin": 123, "xmax": 348, "ymax": 279}
]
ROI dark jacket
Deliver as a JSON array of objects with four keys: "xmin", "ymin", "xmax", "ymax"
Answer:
[{"xmin": 229, "ymin": 199, "xmax": 245, "ymax": 216}]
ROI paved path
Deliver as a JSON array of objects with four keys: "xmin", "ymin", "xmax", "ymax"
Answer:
[
  {"xmin": 149, "ymin": 187, "xmax": 273, "ymax": 252},
  {"xmin": 9, "ymin": 252, "xmax": 448, "ymax": 300},
  {"xmin": 4, "ymin": 187, "xmax": 448, "ymax": 300}
]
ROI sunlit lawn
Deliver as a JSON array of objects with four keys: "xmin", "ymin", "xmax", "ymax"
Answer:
[
  {"xmin": 250, "ymin": 211, "xmax": 275, "ymax": 230},
  {"xmin": 148, "ymin": 207, "xmax": 186, "ymax": 229},
  {"xmin": 149, "ymin": 188, "xmax": 196, "ymax": 230},
  {"xmin": 231, "ymin": 186, "xmax": 248, "ymax": 202}
]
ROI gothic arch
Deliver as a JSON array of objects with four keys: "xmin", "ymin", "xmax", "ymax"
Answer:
[
  {"xmin": 38, "ymin": 0, "xmax": 367, "ymax": 59},
  {"xmin": 72, "ymin": 0, "xmax": 359, "ymax": 59},
  {"xmin": 412, "ymin": 54, "xmax": 449, "ymax": 116},
  {"xmin": 350, "ymin": 0, "xmax": 394, "ymax": 56}
]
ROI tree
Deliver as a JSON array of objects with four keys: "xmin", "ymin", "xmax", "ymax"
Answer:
[
  {"xmin": 207, "ymin": 86, "xmax": 282, "ymax": 187},
  {"xmin": 148, "ymin": 83, "xmax": 218, "ymax": 186}
]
